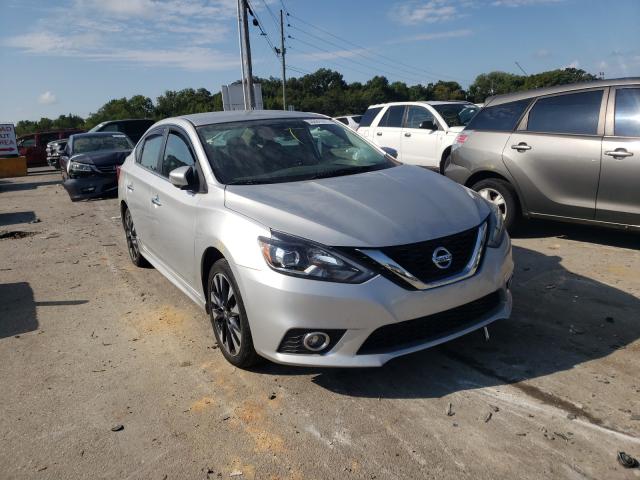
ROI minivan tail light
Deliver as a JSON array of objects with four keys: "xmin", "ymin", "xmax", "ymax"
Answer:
[{"xmin": 455, "ymin": 134, "xmax": 468, "ymax": 145}]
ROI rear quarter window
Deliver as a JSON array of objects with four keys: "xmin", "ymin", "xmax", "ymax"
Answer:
[
  {"xmin": 359, "ymin": 107, "xmax": 382, "ymax": 127},
  {"xmin": 465, "ymin": 99, "xmax": 530, "ymax": 132}
]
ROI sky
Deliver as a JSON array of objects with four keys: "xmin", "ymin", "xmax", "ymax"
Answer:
[{"xmin": 1, "ymin": 0, "xmax": 639, "ymax": 123}]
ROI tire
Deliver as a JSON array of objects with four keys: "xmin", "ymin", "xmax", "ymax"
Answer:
[
  {"xmin": 123, "ymin": 207, "xmax": 150, "ymax": 268},
  {"xmin": 207, "ymin": 259, "xmax": 260, "ymax": 368},
  {"xmin": 471, "ymin": 178, "xmax": 520, "ymax": 232},
  {"xmin": 440, "ymin": 153, "xmax": 452, "ymax": 175}
]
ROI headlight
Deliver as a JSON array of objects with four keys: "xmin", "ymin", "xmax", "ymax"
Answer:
[
  {"xmin": 258, "ymin": 232, "xmax": 375, "ymax": 283},
  {"xmin": 486, "ymin": 202, "xmax": 505, "ymax": 248},
  {"xmin": 69, "ymin": 161, "xmax": 93, "ymax": 172}
]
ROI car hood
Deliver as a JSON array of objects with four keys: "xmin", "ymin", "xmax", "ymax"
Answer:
[
  {"xmin": 224, "ymin": 165, "xmax": 490, "ymax": 247},
  {"xmin": 70, "ymin": 149, "xmax": 131, "ymax": 166}
]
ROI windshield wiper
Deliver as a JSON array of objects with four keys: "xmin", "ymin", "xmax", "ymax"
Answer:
[{"xmin": 309, "ymin": 164, "xmax": 384, "ymax": 180}]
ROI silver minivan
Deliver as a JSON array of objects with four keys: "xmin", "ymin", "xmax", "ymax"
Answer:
[
  {"xmin": 445, "ymin": 78, "xmax": 640, "ymax": 231},
  {"xmin": 118, "ymin": 110, "xmax": 513, "ymax": 369}
]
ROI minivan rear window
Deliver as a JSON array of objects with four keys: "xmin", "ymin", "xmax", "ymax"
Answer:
[
  {"xmin": 527, "ymin": 90, "xmax": 603, "ymax": 135},
  {"xmin": 359, "ymin": 107, "xmax": 382, "ymax": 127},
  {"xmin": 614, "ymin": 88, "xmax": 640, "ymax": 137},
  {"xmin": 465, "ymin": 100, "xmax": 530, "ymax": 132}
]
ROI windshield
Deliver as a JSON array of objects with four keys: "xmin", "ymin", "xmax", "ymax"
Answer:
[
  {"xmin": 197, "ymin": 118, "xmax": 397, "ymax": 185},
  {"xmin": 432, "ymin": 103, "xmax": 477, "ymax": 127},
  {"xmin": 73, "ymin": 134, "xmax": 133, "ymax": 154}
]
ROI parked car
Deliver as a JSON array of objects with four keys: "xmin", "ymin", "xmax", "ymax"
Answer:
[
  {"xmin": 46, "ymin": 139, "xmax": 67, "ymax": 169},
  {"xmin": 17, "ymin": 129, "xmax": 84, "ymax": 167},
  {"xmin": 89, "ymin": 119, "xmax": 154, "ymax": 144},
  {"xmin": 333, "ymin": 114, "xmax": 362, "ymax": 130},
  {"xmin": 60, "ymin": 132, "xmax": 133, "ymax": 201},
  {"xmin": 118, "ymin": 110, "xmax": 513, "ymax": 368},
  {"xmin": 357, "ymin": 101, "xmax": 476, "ymax": 170},
  {"xmin": 445, "ymin": 78, "xmax": 640, "ymax": 231}
]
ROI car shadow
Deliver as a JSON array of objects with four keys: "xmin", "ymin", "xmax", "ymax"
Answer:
[
  {"xmin": 0, "ymin": 211, "xmax": 37, "ymax": 226},
  {"xmin": 253, "ymin": 245, "xmax": 640, "ymax": 400},
  {"xmin": 0, "ymin": 282, "xmax": 88, "ymax": 339},
  {"xmin": 512, "ymin": 219, "xmax": 639, "ymax": 250},
  {"xmin": 0, "ymin": 179, "xmax": 61, "ymax": 193}
]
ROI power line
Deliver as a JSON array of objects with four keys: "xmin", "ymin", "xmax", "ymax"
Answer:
[
  {"xmin": 287, "ymin": 65, "xmax": 312, "ymax": 75},
  {"xmin": 289, "ymin": 35, "xmax": 427, "ymax": 84},
  {"xmin": 287, "ymin": 12, "xmax": 468, "ymax": 83},
  {"xmin": 246, "ymin": 0, "xmax": 278, "ymax": 56},
  {"xmin": 259, "ymin": 0, "xmax": 279, "ymax": 29}
]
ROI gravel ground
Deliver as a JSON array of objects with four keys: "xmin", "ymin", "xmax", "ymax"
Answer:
[{"xmin": 1, "ymin": 168, "xmax": 639, "ymax": 480}]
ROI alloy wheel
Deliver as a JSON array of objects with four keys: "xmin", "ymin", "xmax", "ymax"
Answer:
[
  {"xmin": 210, "ymin": 273, "xmax": 242, "ymax": 356},
  {"xmin": 124, "ymin": 209, "xmax": 140, "ymax": 261},
  {"xmin": 478, "ymin": 187, "xmax": 507, "ymax": 219}
]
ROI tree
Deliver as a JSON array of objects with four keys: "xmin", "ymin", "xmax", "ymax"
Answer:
[
  {"xmin": 155, "ymin": 88, "xmax": 219, "ymax": 118},
  {"xmin": 84, "ymin": 95, "xmax": 155, "ymax": 128}
]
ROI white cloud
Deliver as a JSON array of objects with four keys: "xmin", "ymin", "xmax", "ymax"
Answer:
[
  {"xmin": 492, "ymin": 0, "xmax": 563, "ymax": 6},
  {"xmin": 563, "ymin": 59, "xmax": 580, "ymax": 69},
  {"xmin": 391, "ymin": 0, "xmax": 463, "ymax": 25},
  {"xmin": 291, "ymin": 48, "xmax": 372, "ymax": 62},
  {"xmin": 38, "ymin": 91, "xmax": 57, "ymax": 105},
  {"xmin": 534, "ymin": 48, "xmax": 551, "ymax": 58},
  {"xmin": 387, "ymin": 29, "xmax": 473, "ymax": 44}
]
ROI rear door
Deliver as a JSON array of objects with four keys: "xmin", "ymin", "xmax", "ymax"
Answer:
[
  {"xmin": 125, "ymin": 129, "xmax": 165, "ymax": 256},
  {"xmin": 371, "ymin": 105, "xmax": 405, "ymax": 159},
  {"xmin": 502, "ymin": 88, "xmax": 606, "ymax": 219},
  {"xmin": 597, "ymin": 85, "xmax": 640, "ymax": 226},
  {"xmin": 400, "ymin": 105, "xmax": 440, "ymax": 167},
  {"xmin": 148, "ymin": 128, "xmax": 201, "ymax": 284}
]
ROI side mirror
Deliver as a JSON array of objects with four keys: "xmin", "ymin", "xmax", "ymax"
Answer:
[
  {"xmin": 381, "ymin": 147, "xmax": 398, "ymax": 159},
  {"xmin": 419, "ymin": 120, "xmax": 437, "ymax": 130},
  {"xmin": 169, "ymin": 165, "xmax": 195, "ymax": 189}
]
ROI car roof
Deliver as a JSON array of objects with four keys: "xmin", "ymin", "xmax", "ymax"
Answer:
[
  {"xmin": 177, "ymin": 110, "xmax": 328, "ymax": 127},
  {"xmin": 485, "ymin": 77, "xmax": 640, "ymax": 106},
  {"xmin": 95, "ymin": 119, "xmax": 153, "ymax": 125},
  {"xmin": 367, "ymin": 100, "xmax": 472, "ymax": 108},
  {"xmin": 70, "ymin": 132, "xmax": 130, "ymax": 138}
]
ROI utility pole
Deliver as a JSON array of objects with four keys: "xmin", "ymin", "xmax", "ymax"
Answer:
[
  {"xmin": 237, "ymin": 0, "xmax": 255, "ymax": 109},
  {"xmin": 279, "ymin": 9, "xmax": 287, "ymax": 110}
]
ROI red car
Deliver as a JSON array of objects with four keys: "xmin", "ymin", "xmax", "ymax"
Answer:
[{"xmin": 17, "ymin": 129, "xmax": 84, "ymax": 167}]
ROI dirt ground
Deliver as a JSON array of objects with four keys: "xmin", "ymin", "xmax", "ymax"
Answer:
[{"xmin": 1, "ymin": 168, "xmax": 639, "ymax": 480}]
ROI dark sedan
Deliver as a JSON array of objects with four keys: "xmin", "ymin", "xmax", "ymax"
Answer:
[{"xmin": 61, "ymin": 132, "xmax": 133, "ymax": 201}]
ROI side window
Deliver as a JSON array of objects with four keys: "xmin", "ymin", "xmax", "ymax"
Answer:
[
  {"xmin": 378, "ymin": 105, "xmax": 405, "ymax": 128},
  {"xmin": 161, "ymin": 132, "xmax": 196, "ymax": 177},
  {"xmin": 137, "ymin": 134, "xmax": 163, "ymax": 172},
  {"xmin": 22, "ymin": 137, "xmax": 36, "ymax": 148},
  {"xmin": 527, "ymin": 90, "xmax": 603, "ymax": 135},
  {"xmin": 466, "ymin": 100, "xmax": 530, "ymax": 132},
  {"xmin": 614, "ymin": 88, "xmax": 640, "ymax": 137},
  {"xmin": 359, "ymin": 107, "xmax": 382, "ymax": 127},
  {"xmin": 100, "ymin": 123, "xmax": 120, "ymax": 132},
  {"xmin": 336, "ymin": 117, "xmax": 348, "ymax": 125},
  {"xmin": 404, "ymin": 106, "xmax": 435, "ymax": 129}
]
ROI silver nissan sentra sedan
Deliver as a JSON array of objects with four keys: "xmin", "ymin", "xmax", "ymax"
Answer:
[{"xmin": 118, "ymin": 110, "xmax": 513, "ymax": 368}]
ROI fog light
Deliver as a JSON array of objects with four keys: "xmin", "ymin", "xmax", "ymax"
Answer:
[
  {"xmin": 303, "ymin": 332, "xmax": 330, "ymax": 352},
  {"xmin": 81, "ymin": 186, "xmax": 96, "ymax": 193}
]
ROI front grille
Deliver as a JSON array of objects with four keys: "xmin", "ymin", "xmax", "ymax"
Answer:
[
  {"xmin": 380, "ymin": 224, "xmax": 480, "ymax": 284},
  {"xmin": 95, "ymin": 164, "xmax": 116, "ymax": 173},
  {"xmin": 277, "ymin": 328, "xmax": 346, "ymax": 354},
  {"xmin": 357, "ymin": 291, "xmax": 502, "ymax": 355}
]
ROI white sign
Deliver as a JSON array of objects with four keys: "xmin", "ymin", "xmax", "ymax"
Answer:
[
  {"xmin": 0, "ymin": 123, "xmax": 18, "ymax": 156},
  {"xmin": 221, "ymin": 83, "xmax": 263, "ymax": 111}
]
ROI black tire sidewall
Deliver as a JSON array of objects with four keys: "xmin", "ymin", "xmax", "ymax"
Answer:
[
  {"xmin": 123, "ymin": 208, "xmax": 149, "ymax": 267},
  {"xmin": 207, "ymin": 259, "xmax": 259, "ymax": 368},
  {"xmin": 471, "ymin": 178, "xmax": 519, "ymax": 231}
]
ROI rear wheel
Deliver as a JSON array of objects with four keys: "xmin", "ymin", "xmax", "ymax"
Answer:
[
  {"xmin": 471, "ymin": 178, "xmax": 520, "ymax": 231},
  {"xmin": 123, "ymin": 207, "xmax": 150, "ymax": 267},
  {"xmin": 208, "ymin": 259, "xmax": 259, "ymax": 368}
]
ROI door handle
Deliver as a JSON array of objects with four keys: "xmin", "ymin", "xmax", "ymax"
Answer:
[
  {"xmin": 511, "ymin": 143, "xmax": 531, "ymax": 152},
  {"xmin": 376, "ymin": 132, "xmax": 382, "ymax": 136},
  {"xmin": 604, "ymin": 149, "xmax": 633, "ymax": 158},
  {"xmin": 126, "ymin": 183, "xmax": 134, "ymax": 192},
  {"xmin": 151, "ymin": 195, "xmax": 162, "ymax": 206},
  {"xmin": 404, "ymin": 132, "xmax": 412, "ymax": 137}
]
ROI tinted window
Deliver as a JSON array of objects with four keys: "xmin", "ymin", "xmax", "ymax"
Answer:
[
  {"xmin": 21, "ymin": 137, "xmax": 36, "ymax": 147},
  {"xmin": 359, "ymin": 107, "xmax": 382, "ymax": 127},
  {"xmin": 161, "ymin": 133, "xmax": 196, "ymax": 177},
  {"xmin": 197, "ymin": 119, "xmax": 395, "ymax": 185},
  {"xmin": 138, "ymin": 134, "xmax": 163, "ymax": 172},
  {"xmin": 336, "ymin": 117, "xmax": 348, "ymax": 125},
  {"xmin": 379, "ymin": 105, "xmax": 405, "ymax": 128},
  {"xmin": 466, "ymin": 100, "xmax": 530, "ymax": 132},
  {"xmin": 431, "ymin": 103, "xmax": 474, "ymax": 127},
  {"xmin": 527, "ymin": 90, "xmax": 603, "ymax": 135},
  {"xmin": 352, "ymin": 115, "xmax": 362, "ymax": 123},
  {"xmin": 40, "ymin": 133, "xmax": 59, "ymax": 145},
  {"xmin": 405, "ymin": 106, "xmax": 435, "ymax": 129},
  {"xmin": 614, "ymin": 88, "xmax": 640, "ymax": 137}
]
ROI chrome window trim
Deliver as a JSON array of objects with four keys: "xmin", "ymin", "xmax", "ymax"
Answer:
[{"xmin": 357, "ymin": 221, "xmax": 488, "ymax": 291}]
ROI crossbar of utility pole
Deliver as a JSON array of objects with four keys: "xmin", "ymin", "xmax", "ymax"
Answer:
[{"xmin": 280, "ymin": 9, "xmax": 287, "ymax": 110}]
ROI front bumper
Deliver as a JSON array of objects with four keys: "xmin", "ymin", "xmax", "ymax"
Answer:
[
  {"xmin": 62, "ymin": 174, "xmax": 118, "ymax": 201},
  {"xmin": 235, "ymin": 234, "xmax": 514, "ymax": 367}
]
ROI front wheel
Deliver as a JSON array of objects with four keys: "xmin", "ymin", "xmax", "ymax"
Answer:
[
  {"xmin": 471, "ymin": 178, "xmax": 520, "ymax": 232},
  {"xmin": 208, "ymin": 259, "xmax": 259, "ymax": 368}
]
